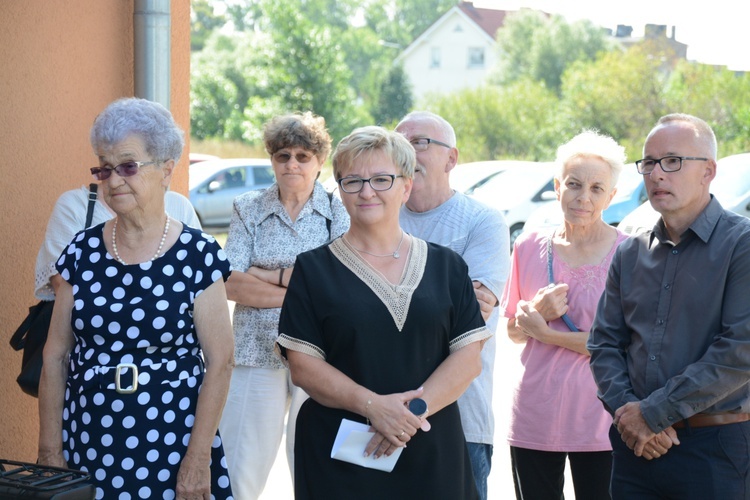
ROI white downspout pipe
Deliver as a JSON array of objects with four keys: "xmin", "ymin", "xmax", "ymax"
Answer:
[{"xmin": 134, "ymin": 0, "xmax": 171, "ymax": 108}]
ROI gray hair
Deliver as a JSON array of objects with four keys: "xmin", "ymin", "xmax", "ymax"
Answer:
[
  {"xmin": 397, "ymin": 111, "xmax": 456, "ymax": 147},
  {"xmin": 90, "ymin": 97, "xmax": 185, "ymax": 162},
  {"xmin": 333, "ymin": 126, "xmax": 416, "ymax": 180},
  {"xmin": 555, "ymin": 130, "xmax": 626, "ymax": 187},
  {"xmin": 650, "ymin": 113, "xmax": 717, "ymax": 160}
]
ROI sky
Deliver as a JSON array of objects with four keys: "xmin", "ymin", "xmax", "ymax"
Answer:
[{"xmin": 475, "ymin": 0, "xmax": 750, "ymax": 71}]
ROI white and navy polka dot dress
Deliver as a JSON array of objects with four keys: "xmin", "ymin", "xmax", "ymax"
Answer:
[{"xmin": 56, "ymin": 223, "xmax": 234, "ymax": 500}]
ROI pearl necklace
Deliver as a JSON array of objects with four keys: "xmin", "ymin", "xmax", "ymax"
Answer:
[
  {"xmin": 112, "ymin": 214, "xmax": 170, "ymax": 265},
  {"xmin": 343, "ymin": 230, "xmax": 405, "ymax": 259}
]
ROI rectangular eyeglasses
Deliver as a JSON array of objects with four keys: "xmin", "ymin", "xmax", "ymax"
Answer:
[
  {"xmin": 410, "ymin": 137, "xmax": 452, "ymax": 152},
  {"xmin": 635, "ymin": 156, "xmax": 708, "ymax": 174},
  {"xmin": 337, "ymin": 174, "xmax": 404, "ymax": 193}
]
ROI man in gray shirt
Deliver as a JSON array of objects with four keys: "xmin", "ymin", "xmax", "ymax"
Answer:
[
  {"xmin": 396, "ymin": 111, "xmax": 510, "ymax": 499},
  {"xmin": 589, "ymin": 113, "xmax": 750, "ymax": 499}
]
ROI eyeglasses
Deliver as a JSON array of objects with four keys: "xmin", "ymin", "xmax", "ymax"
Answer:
[
  {"xmin": 337, "ymin": 174, "xmax": 404, "ymax": 194},
  {"xmin": 410, "ymin": 137, "xmax": 452, "ymax": 152},
  {"xmin": 272, "ymin": 151, "xmax": 315, "ymax": 164},
  {"xmin": 90, "ymin": 161, "xmax": 157, "ymax": 180},
  {"xmin": 635, "ymin": 156, "xmax": 708, "ymax": 174}
]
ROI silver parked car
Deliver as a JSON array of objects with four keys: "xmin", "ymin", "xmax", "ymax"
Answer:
[
  {"xmin": 189, "ymin": 158, "xmax": 275, "ymax": 227},
  {"xmin": 469, "ymin": 161, "xmax": 558, "ymax": 247}
]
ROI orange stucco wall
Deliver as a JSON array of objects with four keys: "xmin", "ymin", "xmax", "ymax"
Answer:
[{"xmin": 0, "ymin": 1, "xmax": 190, "ymax": 461}]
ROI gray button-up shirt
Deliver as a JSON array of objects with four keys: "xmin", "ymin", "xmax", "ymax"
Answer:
[{"xmin": 589, "ymin": 196, "xmax": 750, "ymax": 432}]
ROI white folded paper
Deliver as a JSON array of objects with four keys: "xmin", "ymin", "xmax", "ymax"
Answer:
[{"xmin": 330, "ymin": 418, "xmax": 403, "ymax": 473}]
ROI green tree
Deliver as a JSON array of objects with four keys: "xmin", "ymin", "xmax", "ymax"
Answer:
[
  {"xmin": 428, "ymin": 79, "xmax": 560, "ymax": 162},
  {"xmin": 242, "ymin": 0, "xmax": 367, "ymax": 143},
  {"xmin": 665, "ymin": 62, "xmax": 750, "ymax": 155},
  {"xmin": 334, "ymin": 27, "xmax": 387, "ymax": 108},
  {"xmin": 190, "ymin": 0, "xmax": 225, "ymax": 51},
  {"xmin": 191, "ymin": 30, "xmax": 273, "ymax": 141},
  {"xmin": 225, "ymin": 1, "xmax": 264, "ymax": 32},
  {"xmin": 363, "ymin": 0, "xmax": 455, "ymax": 49},
  {"xmin": 373, "ymin": 64, "xmax": 413, "ymax": 126},
  {"xmin": 558, "ymin": 45, "xmax": 667, "ymax": 159},
  {"xmin": 492, "ymin": 10, "xmax": 614, "ymax": 94}
]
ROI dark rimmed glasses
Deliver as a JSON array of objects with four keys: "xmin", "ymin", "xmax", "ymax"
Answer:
[
  {"xmin": 272, "ymin": 151, "xmax": 315, "ymax": 164},
  {"xmin": 337, "ymin": 174, "xmax": 404, "ymax": 194},
  {"xmin": 635, "ymin": 156, "xmax": 708, "ymax": 174},
  {"xmin": 90, "ymin": 161, "xmax": 157, "ymax": 180},
  {"xmin": 410, "ymin": 137, "xmax": 452, "ymax": 152}
]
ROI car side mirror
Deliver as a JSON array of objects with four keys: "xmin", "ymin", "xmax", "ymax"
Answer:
[{"xmin": 208, "ymin": 180, "xmax": 221, "ymax": 193}]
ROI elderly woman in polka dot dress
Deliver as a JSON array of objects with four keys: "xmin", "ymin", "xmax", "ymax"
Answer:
[{"xmin": 37, "ymin": 97, "xmax": 235, "ymax": 500}]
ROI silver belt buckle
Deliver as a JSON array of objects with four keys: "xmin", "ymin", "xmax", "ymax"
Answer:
[{"xmin": 115, "ymin": 363, "xmax": 139, "ymax": 394}]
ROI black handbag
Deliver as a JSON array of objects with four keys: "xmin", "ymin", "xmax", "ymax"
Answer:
[
  {"xmin": 9, "ymin": 184, "xmax": 98, "ymax": 397},
  {"xmin": 0, "ymin": 459, "xmax": 95, "ymax": 499}
]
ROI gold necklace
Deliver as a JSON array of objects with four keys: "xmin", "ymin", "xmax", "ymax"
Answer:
[
  {"xmin": 343, "ymin": 230, "xmax": 405, "ymax": 259},
  {"xmin": 112, "ymin": 214, "xmax": 170, "ymax": 265}
]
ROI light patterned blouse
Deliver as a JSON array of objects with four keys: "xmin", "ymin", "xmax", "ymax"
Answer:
[{"xmin": 224, "ymin": 181, "xmax": 349, "ymax": 369}]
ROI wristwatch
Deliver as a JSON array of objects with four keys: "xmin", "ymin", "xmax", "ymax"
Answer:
[{"xmin": 408, "ymin": 398, "xmax": 428, "ymax": 417}]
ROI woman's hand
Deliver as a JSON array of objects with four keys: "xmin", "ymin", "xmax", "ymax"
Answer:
[
  {"xmin": 364, "ymin": 388, "xmax": 425, "ymax": 458},
  {"xmin": 515, "ymin": 302, "xmax": 551, "ymax": 342},
  {"xmin": 528, "ymin": 283, "xmax": 569, "ymax": 321},
  {"xmin": 472, "ymin": 281, "xmax": 497, "ymax": 322},
  {"xmin": 175, "ymin": 454, "xmax": 211, "ymax": 500}
]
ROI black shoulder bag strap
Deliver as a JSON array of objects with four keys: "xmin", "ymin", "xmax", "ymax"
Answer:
[
  {"xmin": 85, "ymin": 183, "xmax": 98, "ymax": 228},
  {"xmin": 326, "ymin": 190, "xmax": 333, "ymax": 240}
]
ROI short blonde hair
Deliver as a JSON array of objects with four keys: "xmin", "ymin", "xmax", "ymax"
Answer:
[
  {"xmin": 332, "ymin": 126, "xmax": 416, "ymax": 180},
  {"xmin": 263, "ymin": 112, "xmax": 332, "ymax": 162},
  {"xmin": 555, "ymin": 130, "xmax": 626, "ymax": 187}
]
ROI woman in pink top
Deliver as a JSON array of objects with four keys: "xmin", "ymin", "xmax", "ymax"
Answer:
[{"xmin": 500, "ymin": 130, "xmax": 629, "ymax": 500}]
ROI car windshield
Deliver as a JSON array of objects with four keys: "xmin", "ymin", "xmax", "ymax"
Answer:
[
  {"xmin": 611, "ymin": 166, "xmax": 643, "ymax": 202},
  {"xmin": 471, "ymin": 166, "xmax": 553, "ymax": 208}
]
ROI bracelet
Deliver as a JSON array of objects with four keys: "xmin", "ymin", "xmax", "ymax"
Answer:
[
  {"xmin": 278, "ymin": 267, "xmax": 286, "ymax": 287},
  {"xmin": 364, "ymin": 396, "xmax": 373, "ymax": 426}
]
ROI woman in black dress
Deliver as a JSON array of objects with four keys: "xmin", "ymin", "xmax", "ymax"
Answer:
[
  {"xmin": 37, "ymin": 97, "xmax": 234, "ymax": 499},
  {"xmin": 277, "ymin": 126, "xmax": 491, "ymax": 499}
]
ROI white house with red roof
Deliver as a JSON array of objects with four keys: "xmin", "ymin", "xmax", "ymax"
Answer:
[{"xmin": 395, "ymin": 1, "xmax": 509, "ymax": 96}]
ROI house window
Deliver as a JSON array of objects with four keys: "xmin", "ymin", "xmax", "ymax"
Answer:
[
  {"xmin": 430, "ymin": 47, "xmax": 441, "ymax": 68},
  {"xmin": 468, "ymin": 47, "xmax": 485, "ymax": 68}
]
